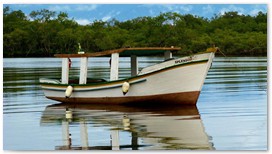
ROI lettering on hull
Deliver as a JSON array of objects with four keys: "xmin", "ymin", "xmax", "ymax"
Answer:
[{"xmin": 175, "ymin": 57, "xmax": 193, "ymax": 64}]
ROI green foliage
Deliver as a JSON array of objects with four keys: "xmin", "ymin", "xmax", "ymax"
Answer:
[{"xmin": 3, "ymin": 6, "xmax": 267, "ymax": 57}]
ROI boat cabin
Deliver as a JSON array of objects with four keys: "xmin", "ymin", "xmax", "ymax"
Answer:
[{"xmin": 54, "ymin": 47, "xmax": 181, "ymax": 85}]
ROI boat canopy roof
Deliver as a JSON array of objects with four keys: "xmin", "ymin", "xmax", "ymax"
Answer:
[{"xmin": 54, "ymin": 47, "xmax": 181, "ymax": 58}]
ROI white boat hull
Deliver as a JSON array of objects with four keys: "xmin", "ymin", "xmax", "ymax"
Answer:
[{"xmin": 40, "ymin": 52, "xmax": 214, "ymax": 105}]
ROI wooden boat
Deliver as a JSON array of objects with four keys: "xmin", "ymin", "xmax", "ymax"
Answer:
[{"xmin": 40, "ymin": 46, "xmax": 219, "ymax": 105}]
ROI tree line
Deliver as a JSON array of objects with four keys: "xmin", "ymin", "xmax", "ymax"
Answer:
[{"xmin": 3, "ymin": 6, "xmax": 267, "ymax": 57}]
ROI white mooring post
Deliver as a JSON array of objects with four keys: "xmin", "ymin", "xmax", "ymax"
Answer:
[
  {"xmin": 79, "ymin": 57, "xmax": 88, "ymax": 84},
  {"xmin": 110, "ymin": 53, "xmax": 119, "ymax": 81},
  {"xmin": 61, "ymin": 58, "xmax": 69, "ymax": 84},
  {"xmin": 131, "ymin": 55, "xmax": 138, "ymax": 76},
  {"xmin": 164, "ymin": 51, "xmax": 172, "ymax": 60},
  {"xmin": 80, "ymin": 120, "xmax": 89, "ymax": 150}
]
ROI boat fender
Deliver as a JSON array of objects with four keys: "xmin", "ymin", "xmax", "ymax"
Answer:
[
  {"xmin": 65, "ymin": 108, "xmax": 73, "ymax": 120},
  {"xmin": 122, "ymin": 81, "xmax": 130, "ymax": 95},
  {"xmin": 65, "ymin": 85, "xmax": 73, "ymax": 98},
  {"xmin": 122, "ymin": 115, "xmax": 130, "ymax": 130}
]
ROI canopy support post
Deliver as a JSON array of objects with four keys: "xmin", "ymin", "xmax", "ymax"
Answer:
[
  {"xmin": 110, "ymin": 53, "xmax": 119, "ymax": 81},
  {"xmin": 62, "ymin": 120, "xmax": 70, "ymax": 147},
  {"xmin": 79, "ymin": 57, "xmax": 88, "ymax": 84},
  {"xmin": 61, "ymin": 58, "xmax": 69, "ymax": 84},
  {"xmin": 131, "ymin": 55, "xmax": 138, "ymax": 76},
  {"xmin": 80, "ymin": 120, "xmax": 89, "ymax": 150},
  {"xmin": 164, "ymin": 51, "xmax": 172, "ymax": 60},
  {"xmin": 111, "ymin": 130, "xmax": 120, "ymax": 150}
]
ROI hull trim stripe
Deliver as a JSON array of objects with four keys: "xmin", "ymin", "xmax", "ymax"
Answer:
[{"xmin": 42, "ymin": 79, "xmax": 147, "ymax": 92}]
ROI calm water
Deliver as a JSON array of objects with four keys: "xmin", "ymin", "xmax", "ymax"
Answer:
[{"xmin": 3, "ymin": 56, "xmax": 267, "ymax": 150}]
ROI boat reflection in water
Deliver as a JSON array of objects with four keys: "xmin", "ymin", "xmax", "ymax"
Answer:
[{"xmin": 40, "ymin": 103, "xmax": 214, "ymax": 150}]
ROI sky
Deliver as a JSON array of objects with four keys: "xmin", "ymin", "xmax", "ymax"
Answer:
[{"xmin": 3, "ymin": 4, "xmax": 268, "ymax": 25}]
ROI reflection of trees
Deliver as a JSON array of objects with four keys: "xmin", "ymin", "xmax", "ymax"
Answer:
[
  {"xmin": 3, "ymin": 67, "xmax": 60, "ymax": 95},
  {"xmin": 205, "ymin": 57, "xmax": 267, "ymax": 93}
]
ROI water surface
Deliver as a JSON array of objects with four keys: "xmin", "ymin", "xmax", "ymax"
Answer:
[{"xmin": 3, "ymin": 56, "xmax": 267, "ymax": 150}]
